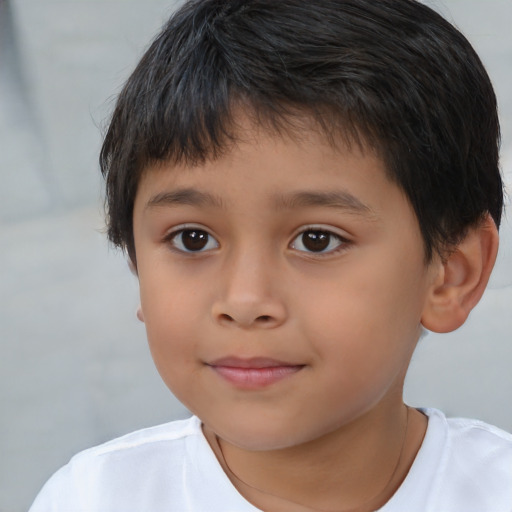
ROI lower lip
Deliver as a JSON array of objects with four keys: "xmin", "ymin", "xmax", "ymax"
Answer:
[{"xmin": 209, "ymin": 365, "xmax": 304, "ymax": 389}]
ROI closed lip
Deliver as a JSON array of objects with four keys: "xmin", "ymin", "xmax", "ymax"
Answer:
[
  {"xmin": 206, "ymin": 357, "xmax": 305, "ymax": 389},
  {"xmin": 207, "ymin": 356, "xmax": 303, "ymax": 369}
]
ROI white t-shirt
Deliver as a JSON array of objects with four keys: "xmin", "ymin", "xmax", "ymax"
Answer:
[{"xmin": 30, "ymin": 408, "xmax": 512, "ymax": 512}]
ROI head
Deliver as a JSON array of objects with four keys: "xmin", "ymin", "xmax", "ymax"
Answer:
[
  {"xmin": 101, "ymin": 0, "xmax": 503, "ymax": 265},
  {"xmin": 100, "ymin": 0, "xmax": 503, "ymax": 449}
]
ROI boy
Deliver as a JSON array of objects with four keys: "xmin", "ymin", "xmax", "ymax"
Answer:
[{"xmin": 30, "ymin": 0, "xmax": 512, "ymax": 510}]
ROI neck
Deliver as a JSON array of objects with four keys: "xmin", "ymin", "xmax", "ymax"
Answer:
[{"xmin": 204, "ymin": 402, "xmax": 427, "ymax": 512}]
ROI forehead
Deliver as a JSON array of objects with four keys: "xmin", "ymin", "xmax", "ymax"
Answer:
[
  {"xmin": 132, "ymin": 120, "xmax": 413, "ymax": 237},
  {"xmin": 137, "ymin": 123, "xmax": 381, "ymax": 197},
  {"xmin": 140, "ymin": 111, "xmax": 381, "ymax": 180}
]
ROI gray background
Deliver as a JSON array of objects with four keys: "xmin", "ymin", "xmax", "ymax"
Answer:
[{"xmin": 1, "ymin": 0, "xmax": 511, "ymax": 510}]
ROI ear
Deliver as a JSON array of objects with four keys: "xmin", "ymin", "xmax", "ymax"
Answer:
[
  {"xmin": 421, "ymin": 214, "xmax": 499, "ymax": 333},
  {"xmin": 126, "ymin": 259, "xmax": 145, "ymax": 322}
]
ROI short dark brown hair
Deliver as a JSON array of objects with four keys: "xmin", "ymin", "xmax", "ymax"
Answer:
[{"xmin": 100, "ymin": 0, "xmax": 503, "ymax": 262}]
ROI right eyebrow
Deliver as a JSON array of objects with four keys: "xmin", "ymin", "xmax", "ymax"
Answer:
[
  {"xmin": 273, "ymin": 190, "xmax": 376, "ymax": 218},
  {"xmin": 144, "ymin": 188, "xmax": 225, "ymax": 211}
]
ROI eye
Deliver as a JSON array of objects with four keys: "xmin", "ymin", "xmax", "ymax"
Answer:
[
  {"xmin": 167, "ymin": 228, "xmax": 219, "ymax": 253},
  {"xmin": 290, "ymin": 228, "xmax": 347, "ymax": 254}
]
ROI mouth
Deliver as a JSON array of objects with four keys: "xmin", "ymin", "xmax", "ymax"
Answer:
[{"xmin": 206, "ymin": 357, "xmax": 305, "ymax": 389}]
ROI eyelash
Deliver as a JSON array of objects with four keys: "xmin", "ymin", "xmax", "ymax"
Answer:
[
  {"xmin": 289, "ymin": 226, "xmax": 350, "ymax": 256},
  {"xmin": 163, "ymin": 226, "xmax": 219, "ymax": 254},
  {"xmin": 163, "ymin": 225, "xmax": 350, "ymax": 256}
]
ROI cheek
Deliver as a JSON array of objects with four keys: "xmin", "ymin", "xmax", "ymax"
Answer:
[
  {"xmin": 139, "ymin": 271, "xmax": 205, "ymax": 373},
  {"xmin": 141, "ymin": 297, "xmax": 205, "ymax": 410},
  {"xmin": 140, "ymin": 258, "xmax": 205, "ymax": 323},
  {"xmin": 302, "ymin": 261, "xmax": 424, "ymax": 379}
]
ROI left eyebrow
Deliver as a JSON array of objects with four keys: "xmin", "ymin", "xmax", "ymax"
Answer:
[
  {"xmin": 273, "ymin": 190, "xmax": 376, "ymax": 217},
  {"xmin": 145, "ymin": 188, "xmax": 225, "ymax": 211}
]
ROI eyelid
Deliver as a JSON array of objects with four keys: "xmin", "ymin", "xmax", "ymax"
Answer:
[
  {"xmin": 163, "ymin": 223, "xmax": 211, "ymax": 237},
  {"xmin": 289, "ymin": 225, "xmax": 352, "ymax": 256},
  {"xmin": 162, "ymin": 223, "xmax": 219, "ymax": 253},
  {"xmin": 290, "ymin": 224, "xmax": 351, "ymax": 241}
]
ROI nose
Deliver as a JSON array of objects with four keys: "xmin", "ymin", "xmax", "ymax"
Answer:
[{"xmin": 211, "ymin": 252, "xmax": 287, "ymax": 329}]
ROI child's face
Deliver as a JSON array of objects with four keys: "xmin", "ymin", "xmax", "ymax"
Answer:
[{"xmin": 133, "ymin": 121, "xmax": 439, "ymax": 451}]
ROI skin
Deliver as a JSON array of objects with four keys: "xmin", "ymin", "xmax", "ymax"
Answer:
[{"xmin": 132, "ymin": 122, "xmax": 445, "ymax": 511}]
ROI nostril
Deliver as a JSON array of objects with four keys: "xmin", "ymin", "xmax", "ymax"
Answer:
[{"xmin": 214, "ymin": 310, "xmax": 280, "ymax": 327}]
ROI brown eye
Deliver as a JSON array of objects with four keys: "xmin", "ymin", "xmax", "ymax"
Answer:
[
  {"xmin": 170, "ymin": 229, "xmax": 219, "ymax": 252},
  {"xmin": 301, "ymin": 231, "xmax": 330, "ymax": 252},
  {"xmin": 291, "ymin": 229, "xmax": 345, "ymax": 254}
]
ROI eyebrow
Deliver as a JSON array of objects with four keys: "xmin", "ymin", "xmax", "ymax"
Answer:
[
  {"xmin": 145, "ymin": 188, "xmax": 225, "ymax": 210},
  {"xmin": 145, "ymin": 187, "xmax": 375, "ymax": 218},
  {"xmin": 273, "ymin": 190, "xmax": 375, "ymax": 217}
]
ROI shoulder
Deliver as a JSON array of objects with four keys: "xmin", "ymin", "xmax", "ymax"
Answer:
[
  {"xmin": 423, "ymin": 408, "xmax": 512, "ymax": 510},
  {"xmin": 431, "ymin": 408, "xmax": 512, "ymax": 462},
  {"xmin": 77, "ymin": 415, "xmax": 201, "ymax": 458},
  {"xmin": 66, "ymin": 415, "xmax": 202, "ymax": 474},
  {"xmin": 29, "ymin": 416, "xmax": 206, "ymax": 512},
  {"xmin": 384, "ymin": 408, "xmax": 512, "ymax": 512},
  {"xmin": 446, "ymin": 414, "xmax": 512, "ymax": 442},
  {"xmin": 444, "ymin": 412, "xmax": 512, "ymax": 477}
]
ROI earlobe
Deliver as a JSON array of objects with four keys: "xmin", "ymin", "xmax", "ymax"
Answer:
[
  {"xmin": 128, "ymin": 259, "xmax": 144, "ymax": 322},
  {"xmin": 421, "ymin": 215, "xmax": 499, "ymax": 333}
]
